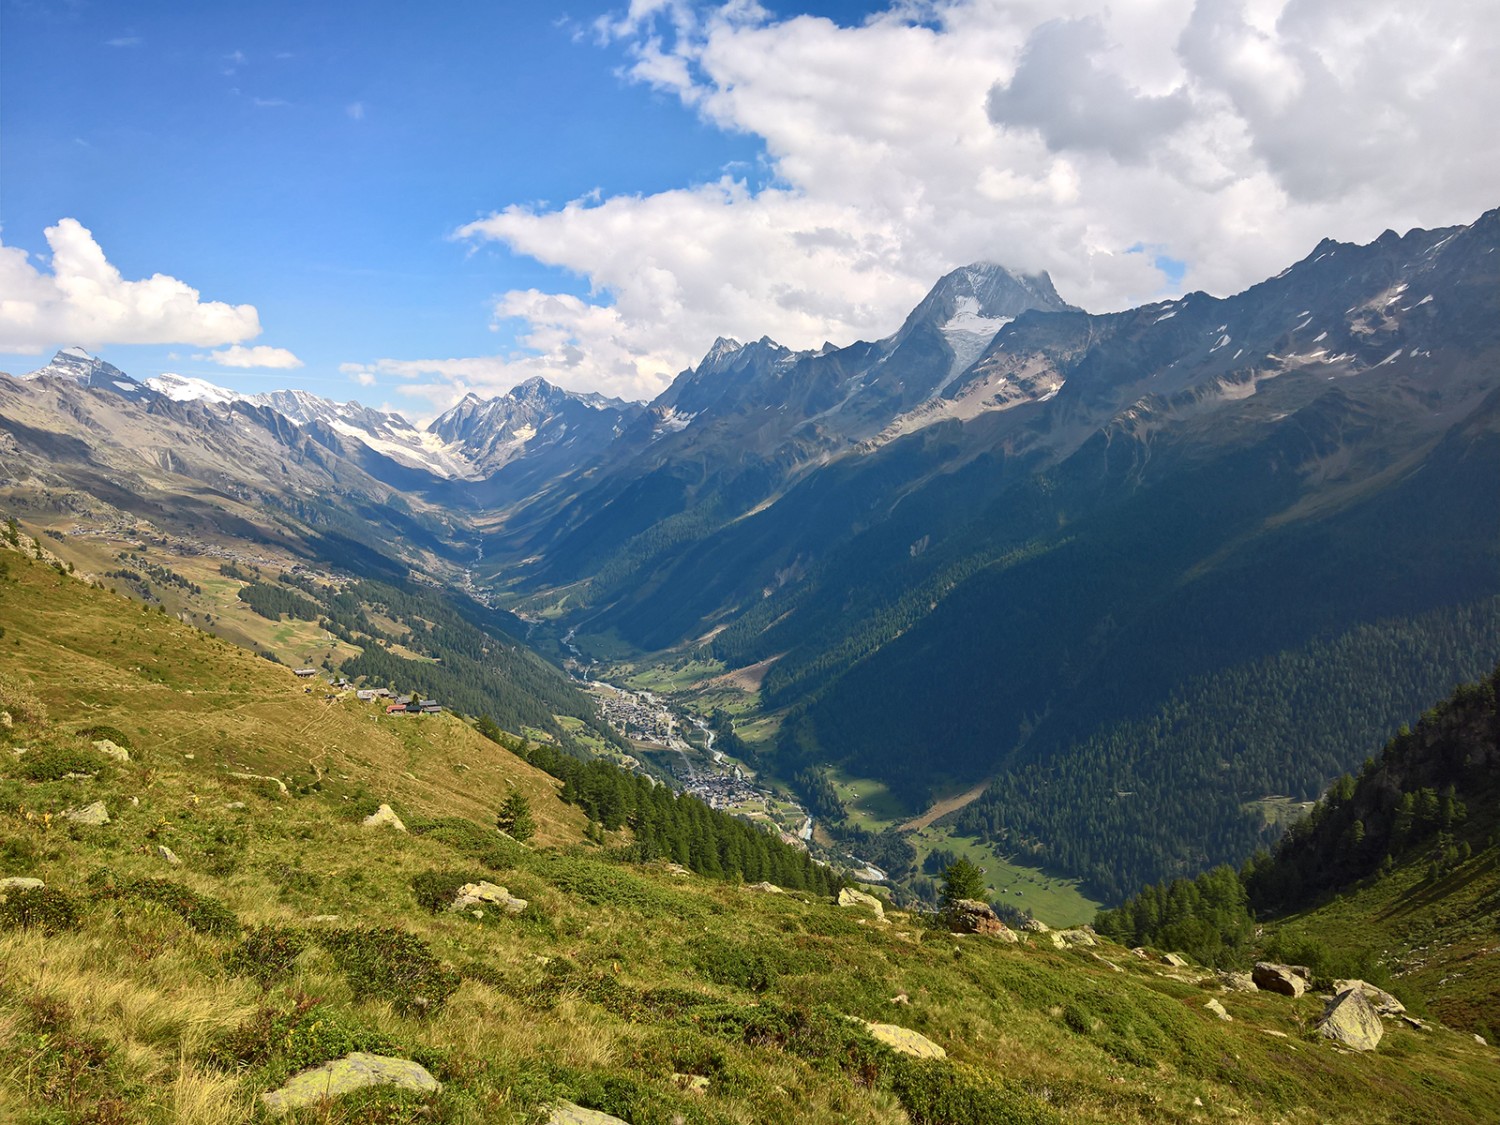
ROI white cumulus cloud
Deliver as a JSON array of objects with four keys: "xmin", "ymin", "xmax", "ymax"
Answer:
[
  {"xmin": 386, "ymin": 0, "xmax": 1499, "ymax": 406},
  {"xmin": 0, "ymin": 219, "xmax": 264, "ymax": 354},
  {"xmin": 197, "ymin": 344, "xmax": 303, "ymax": 369}
]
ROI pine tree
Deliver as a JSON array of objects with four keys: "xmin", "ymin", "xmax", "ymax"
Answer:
[
  {"xmin": 497, "ymin": 791, "xmax": 536, "ymax": 843},
  {"xmin": 940, "ymin": 858, "xmax": 986, "ymax": 913}
]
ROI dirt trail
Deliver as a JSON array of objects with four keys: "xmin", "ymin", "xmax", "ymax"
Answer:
[{"xmin": 899, "ymin": 777, "xmax": 993, "ymax": 833}]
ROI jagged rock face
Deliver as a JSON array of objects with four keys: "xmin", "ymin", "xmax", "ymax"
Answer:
[
  {"xmin": 20, "ymin": 347, "xmax": 152, "ymax": 401},
  {"xmin": 429, "ymin": 378, "xmax": 640, "ymax": 477},
  {"xmin": 1318, "ymin": 987, "xmax": 1385, "ymax": 1051}
]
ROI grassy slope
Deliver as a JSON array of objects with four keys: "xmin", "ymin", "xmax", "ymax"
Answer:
[
  {"xmin": 2, "ymin": 547, "xmax": 1499, "ymax": 1123},
  {"xmin": 1270, "ymin": 841, "xmax": 1500, "ymax": 1044}
]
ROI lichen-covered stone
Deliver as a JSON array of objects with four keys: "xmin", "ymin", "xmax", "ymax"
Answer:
[
  {"xmin": 837, "ymin": 887, "xmax": 885, "ymax": 920},
  {"xmin": 92, "ymin": 739, "xmax": 130, "ymax": 763},
  {"xmin": 1318, "ymin": 987, "xmax": 1383, "ymax": 1051},
  {"xmin": 449, "ymin": 880, "xmax": 526, "ymax": 914},
  {"xmin": 361, "ymin": 804, "xmax": 406, "ymax": 832},
  {"xmin": 260, "ymin": 1052, "xmax": 439, "ymax": 1114},
  {"xmin": 546, "ymin": 1102, "xmax": 631, "ymax": 1125},
  {"xmin": 1331, "ymin": 979, "xmax": 1405, "ymax": 1017},
  {"xmin": 1253, "ymin": 961, "xmax": 1307, "ymax": 997},
  {"xmin": 861, "ymin": 1020, "xmax": 947, "ymax": 1059},
  {"xmin": 63, "ymin": 800, "xmax": 109, "ymax": 826},
  {"xmin": 1205, "ymin": 998, "xmax": 1232, "ymax": 1021}
]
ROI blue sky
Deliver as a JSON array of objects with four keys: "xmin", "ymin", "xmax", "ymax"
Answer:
[{"xmin": 2, "ymin": 1, "xmax": 1494, "ymax": 417}]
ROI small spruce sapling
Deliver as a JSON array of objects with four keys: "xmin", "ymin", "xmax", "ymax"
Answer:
[
  {"xmin": 940, "ymin": 857, "xmax": 987, "ymax": 915},
  {"xmin": 497, "ymin": 791, "xmax": 536, "ymax": 843}
]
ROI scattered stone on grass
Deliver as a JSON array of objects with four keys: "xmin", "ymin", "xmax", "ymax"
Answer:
[
  {"xmin": 92, "ymin": 739, "xmax": 130, "ymax": 763},
  {"xmin": 1217, "ymin": 970, "xmax": 1257, "ymax": 993},
  {"xmin": 156, "ymin": 845, "xmax": 181, "ymax": 866},
  {"xmin": 860, "ymin": 1019, "xmax": 947, "ymax": 1059},
  {"xmin": 63, "ymin": 800, "xmax": 109, "ymax": 826},
  {"xmin": 1205, "ymin": 998, "xmax": 1232, "ymax": 1022},
  {"xmin": 0, "ymin": 877, "xmax": 45, "ymax": 892},
  {"xmin": 748, "ymin": 881, "xmax": 784, "ymax": 894},
  {"xmin": 837, "ymin": 887, "xmax": 885, "ymax": 921},
  {"xmin": 260, "ymin": 1052, "xmax": 439, "ymax": 1114},
  {"xmin": 546, "ymin": 1102, "xmax": 631, "ymax": 1125},
  {"xmin": 362, "ymin": 804, "xmax": 406, "ymax": 832},
  {"xmin": 449, "ymin": 881, "xmax": 526, "ymax": 915}
]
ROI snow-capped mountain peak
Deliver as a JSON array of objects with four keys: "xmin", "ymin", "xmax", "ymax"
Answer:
[
  {"xmin": 144, "ymin": 373, "xmax": 243, "ymax": 405},
  {"xmin": 15, "ymin": 347, "xmax": 151, "ymax": 400}
]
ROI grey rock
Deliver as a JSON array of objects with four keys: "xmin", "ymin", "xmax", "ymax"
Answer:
[
  {"xmin": 260, "ymin": 1052, "xmax": 439, "ymax": 1113},
  {"xmin": 1161, "ymin": 952, "xmax": 1189, "ymax": 968},
  {"xmin": 948, "ymin": 899, "xmax": 1016, "ymax": 940},
  {"xmin": 449, "ymin": 881, "xmax": 526, "ymax": 915},
  {"xmin": 156, "ymin": 844, "xmax": 181, "ymax": 866},
  {"xmin": 92, "ymin": 739, "xmax": 130, "ymax": 763},
  {"xmin": 1205, "ymin": 998, "xmax": 1233, "ymax": 1022},
  {"xmin": 63, "ymin": 800, "xmax": 109, "ymax": 826},
  {"xmin": 837, "ymin": 887, "xmax": 885, "ymax": 920},
  {"xmin": 1317, "ymin": 987, "xmax": 1383, "ymax": 1051},
  {"xmin": 1217, "ymin": 970, "xmax": 1257, "ymax": 993},
  {"xmin": 748, "ymin": 881, "xmax": 785, "ymax": 894},
  {"xmin": 361, "ymin": 803, "xmax": 406, "ymax": 832},
  {"xmin": 546, "ymin": 1102, "xmax": 631, "ymax": 1125},
  {"xmin": 0, "ymin": 877, "xmax": 45, "ymax": 892},
  {"xmin": 1331, "ymin": 978, "xmax": 1405, "ymax": 1017},
  {"xmin": 1253, "ymin": 961, "xmax": 1307, "ymax": 998},
  {"xmin": 859, "ymin": 1020, "xmax": 947, "ymax": 1059}
]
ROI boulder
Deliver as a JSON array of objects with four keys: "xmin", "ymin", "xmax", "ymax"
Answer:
[
  {"xmin": 449, "ymin": 881, "xmax": 527, "ymax": 915},
  {"xmin": 1016, "ymin": 917, "xmax": 1050, "ymax": 933},
  {"xmin": 1317, "ymin": 987, "xmax": 1384, "ymax": 1051},
  {"xmin": 860, "ymin": 1020, "xmax": 947, "ymax": 1059},
  {"xmin": 63, "ymin": 800, "xmax": 109, "ymax": 826},
  {"xmin": 948, "ymin": 899, "xmax": 1016, "ymax": 940},
  {"xmin": 1253, "ymin": 962, "xmax": 1307, "ymax": 998},
  {"xmin": 92, "ymin": 739, "xmax": 130, "ymax": 763},
  {"xmin": 156, "ymin": 845, "xmax": 181, "ymax": 866},
  {"xmin": 1216, "ymin": 970, "xmax": 1257, "ymax": 993},
  {"xmin": 1204, "ymin": 998, "xmax": 1232, "ymax": 1022},
  {"xmin": 1058, "ymin": 929, "xmax": 1098, "ymax": 948},
  {"xmin": 0, "ymin": 877, "xmax": 45, "ymax": 892},
  {"xmin": 260, "ymin": 1052, "xmax": 439, "ymax": 1114},
  {"xmin": 837, "ymin": 887, "xmax": 885, "ymax": 920},
  {"xmin": 546, "ymin": 1103, "xmax": 631, "ymax": 1125},
  {"xmin": 1161, "ymin": 952, "xmax": 1189, "ymax": 968},
  {"xmin": 748, "ymin": 881, "xmax": 785, "ymax": 894},
  {"xmin": 361, "ymin": 804, "xmax": 406, "ymax": 832},
  {"xmin": 1331, "ymin": 979, "xmax": 1405, "ymax": 1017},
  {"xmin": 664, "ymin": 863, "xmax": 691, "ymax": 877}
]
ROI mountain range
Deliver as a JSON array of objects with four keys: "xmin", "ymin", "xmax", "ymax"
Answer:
[{"xmin": 3, "ymin": 206, "xmax": 1498, "ymax": 902}]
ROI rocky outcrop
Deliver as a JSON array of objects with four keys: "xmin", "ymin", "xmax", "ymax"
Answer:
[
  {"xmin": 1317, "ymin": 987, "xmax": 1384, "ymax": 1051},
  {"xmin": 1160, "ymin": 952, "xmax": 1189, "ymax": 967},
  {"xmin": 748, "ymin": 881, "xmax": 784, "ymax": 894},
  {"xmin": 837, "ymin": 888, "xmax": 885, "ymax": 920},
  {"xmin": 1331, "ymin": 979, "xmax": 1405, "ymax": 1017},
  {"xmin": 1253, "ymin": 962, "xmax": 1308, "ymax": 997},
  {"xmin": 948, "ymin": 899, "xmax": 1016, "ymax": 940},
  {"xmin": 361, "ymin": 804, "xmax": 406, "ymax": 832},
  {"xmin": 449, "ymin": 881, "xmax": 526, "ymax": 915},
  {"xmin": 260, "ymin": 1052, "xmax": 439, "ymax": 1114},
  {"xmin": 1016, "ymin": 917, "xmax": 1050, "ymax": 933}
]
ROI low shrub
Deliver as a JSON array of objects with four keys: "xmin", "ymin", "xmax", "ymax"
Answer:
[
  {"xmin": 207, "ymin": 993, "xmax": 397, "ymax": 1082},
  {"xmin": 15, "ymin": 745, "xmax": 108, "ymax": 781},
  {"xmin": 408, "ymin": 816, "xmax": 526, "ymax": 870},
  {"xmin": 311, "ymin": 926, "xmax": 460, "ymax": 1017},
  {"xmin": 224, "ymin": 924, "xmax": 307, "ymax": 985},
  {"xmin": 75, "ymin": 725, "xmax": 133, "ymax": 750},
  {"xmin": 88, "ymin": 869, "xmax": 240, "ymax": 936},
  {"xmin": 691, "ymin": 937, "xmax": 783, "ymax": 993},
  {"xmin": 410, "ymin": 870, "xmax": 487, "ymax": 914},
  {"xmin": 0, "ymin": 885, "xmax": 81, "ymax": 933},
  {"xmin": 887, "ymin": 1058, "xmax": 1058, "ymax": 1125}
]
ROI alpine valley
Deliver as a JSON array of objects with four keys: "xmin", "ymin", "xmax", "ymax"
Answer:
[{"xmin": 2, "ymin": 208, "xmax": 1500, "ymax": 1122}]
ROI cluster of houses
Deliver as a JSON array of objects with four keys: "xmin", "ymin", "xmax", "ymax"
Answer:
[{"xmin": 291, "ymin": 668, "xmax": 442, "ymax": 714}]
